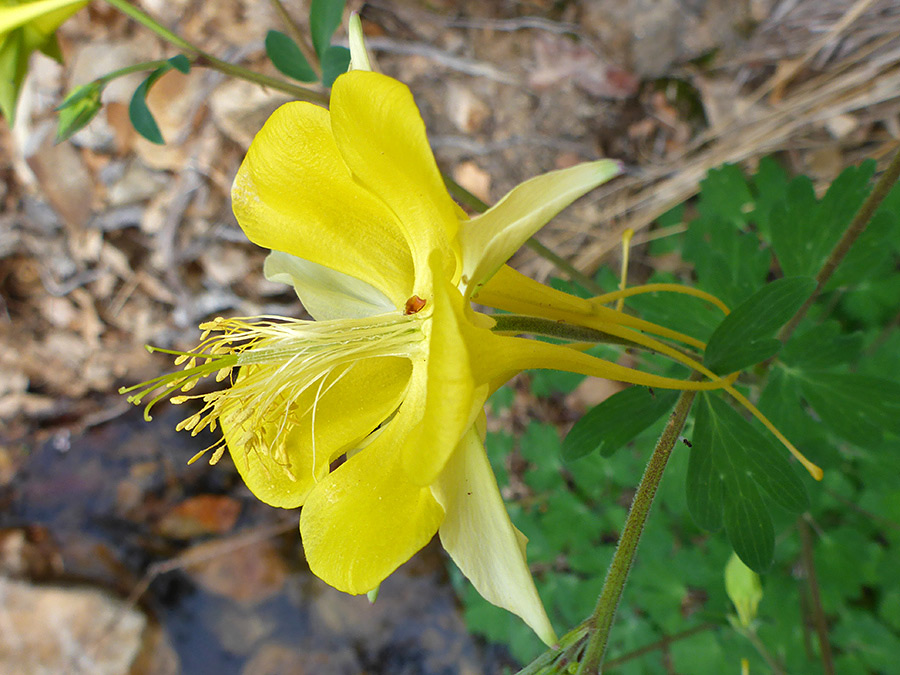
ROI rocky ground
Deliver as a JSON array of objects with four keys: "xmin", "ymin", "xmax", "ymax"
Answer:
[{"xmin": 1, "ymin": 0, "xmax": 898, "ymax": 672}]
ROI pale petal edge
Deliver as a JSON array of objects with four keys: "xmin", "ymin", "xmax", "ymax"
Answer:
[{"xmin": 433, "ymin": 427, "xmax": 557, "ymax": 646}]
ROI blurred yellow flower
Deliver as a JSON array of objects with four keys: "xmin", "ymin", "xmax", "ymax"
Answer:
[{"xmin": 0, "ymin": 0, "xmax": 87, "ymax": 122}]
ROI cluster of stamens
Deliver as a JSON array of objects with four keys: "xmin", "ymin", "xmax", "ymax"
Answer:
[{"xmin": 120, "ymin": 311, "xmax": 428, "ymax": 474}]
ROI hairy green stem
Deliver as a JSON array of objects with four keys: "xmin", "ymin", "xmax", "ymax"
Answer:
[
  {"xmin": 491, "ymin": 314, "xmax": 633, "ymax": 346},
  {"xmin": 101, "ymin": 0, "xmax": 328, "ymax": 104},
  {"xmin": 779, "ymin": 144, "xmax": 900, "ymax": 342},
  {"xmin": 442, "ymin": 174, "xmax": 605, "ymax": 294},
  {"xmin": 516, "ymin": 622, "xmax": 590, "ymax": 675},
  {"xmin": 577, "ymin": 385, "xmax": 698, "ymax": 674}
]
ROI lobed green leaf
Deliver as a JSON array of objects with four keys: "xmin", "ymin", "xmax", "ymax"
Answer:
[
  {"xmin": 687, "ymin": 395, "xmax": 809, "ymax": 572},
  {"xmin": 798, "ymin": 371, "xmax": 900, "ymax": 446},
  {"xmin": 704, "ymin": 276, "xmax": 816, "ymax": 373},
  {"xmin": 562, "ymin": 387, "xmax": 678, "ymax": 461}
]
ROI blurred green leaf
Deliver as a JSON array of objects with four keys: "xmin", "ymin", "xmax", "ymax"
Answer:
[
  {"xmin": 309, "ymin": 0, "xmax": 345, "ymax": 58},
  {"xmin": 771, "ymin": 162, "xmax": 876, "ymax": 278},
  {"xmin": 756, "ymin": 366, "xmax": 824, "ymax": 448},
  {"xmin": 697, "ymin": 163, "xmax": 754, "ymax": 227},
  {"xmin": 832, "ymin": 611, "xmax": 900, "ymax": 672},
  {"xmin": 265, "ymin": 30, "xmax": 317, "ymax": 82},
  {"xmin": 128, "ymin": 68, "xmax": 166, "ymax": 144},
  {"xmin": 780, "ymin": 321, "xmax": 863, "ymax": 370},
  {"xmin": 825, "ymin": 211, "xmax": 897, "ymax": 289},
  {"xmin": 750, "ymin": 156, "xmax": 790, "ymax": 241},
  {"xmin": 320, "ymin": 45, "xmax": 350, "ymax": 87},
  {"xmin": 562, "ymin": 387, "xmax": 678, "ymax": 461},
  {"xmin": 55, "ymin": 81, "xmax": 103, "ymax": 142},
  {"xmin": 798, "ymin": 372, "xmax": 900, "ymax": 446},
  {"xmin": 168, "ymin": 54, "xmax": 191, "ymax": 74},
  {"xmin": 704, "ymin": 277, "xmax": 816, "ymax": 373}
]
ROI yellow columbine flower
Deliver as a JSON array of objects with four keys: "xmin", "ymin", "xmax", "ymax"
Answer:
[
  {"xmin": 123, "ymin": 69, "xmax": 743, "ymax": 644},
  {"xmin": 0, "ymin": 0, "xmax": 87, "ymax": 123}
]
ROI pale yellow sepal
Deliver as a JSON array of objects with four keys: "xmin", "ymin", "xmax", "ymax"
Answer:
[
  {"xmin": 264, "ymin": 250, "xmax": 394, "ymax": 321},
  {"xmin": 459, "ymin": 160, "xmax": 621, "ymax": 295},
  {"xmin": 347, "ymin": 12, "xmax": 371, "ymax": 72},
  {"xmin": 433, "ymin": 424, "xmax": 557, "ymax": 646}
]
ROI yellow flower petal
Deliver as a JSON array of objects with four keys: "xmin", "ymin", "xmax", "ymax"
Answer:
[
  {"xmin": 1, "ymin": 0, "xmax": 86, "ymax": 122},
  {"xmin": 231, "ymin": 101, "xmax": 415, "ymax": 307},
  {"xmin": 433, "ymin": 425, "xmax": 557, "ymax": 646},
  {"xmin": 329, "ymin": 71, "xmax": 460, "ymax": 278},
  {"xmin": 0, "ymin": 0, "xmax": 85, "ymax": 35},
  {"xmin": 300, "ymin": 400, "xmax": 444, "ymax": 594},
  {"xmin": 459, "ymin": 160, "xmax": 621, "ymax": 295},
  {"xmin": 400, "ymin": 271, "xmax": 482, "ymax": 486},
  {"xmin": 223, "ymin": 357, "xmax": 411, "ymax": 508}
]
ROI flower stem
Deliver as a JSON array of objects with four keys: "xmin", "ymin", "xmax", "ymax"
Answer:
[
  {"xmin": 491, "ymin": 314, "xmax": 634, "ymax": 346},
  {"xmin": 442, "ymin": 174, "xmax": 605, "ymax": 294},
  {"xmin": 798, "ymin": 517, "xmax": 836, "ymax": 675},
  {"xmin": 576, "ymin": 385, "xmax": 699, "ymax": 674},
  {"xmin": 779, "ymin": 144, "xmax": 900, "ymax": 342},
  {"xmin": 93, "ymin": 58, "xmax": 177, "ymax": 84},
  {"xmin": 100, "ymin": 0, "xmax": 328, "ymax": 104}
]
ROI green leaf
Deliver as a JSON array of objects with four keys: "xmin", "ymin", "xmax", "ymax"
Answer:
[
  {"xmin": 168, "ymin": 54, "xmax": 191, "ymax": 74},
  {"xmin": 129, "ymin": 71, "xmax": 164, "ymax": 144},
  {"xmin": 780, "ymin": 321, "xmax": 863, "ymax": 370},
  {"xmin": 684, "ymin": 223, "xmax": 772, "ymax": 306},
  {"xmin": 722, "ymin": 478, "xmax": 774, "ymax": 574},
  {"xmin": 772, "ymin": 162, "xmax": 876, "ymax": 277},
  {"xmin": 520, "ymin": 421, "xmax": 562, "ymax": 492},
  {"xmin": 320, "ymin": 45, "xmax": 350, "ymax": 87},
  {"xmin": 757, "ymin": 366, "xmax": 824, "ymax": 446},
  {"xmin": 562, "ymin": 387, "xmax": 678, "ymax": 461},
  {"xmin": 750, "ymin": 156, "xmax": 789, "ymax": 241},
  {"xmin": 686, "ymin": 404, "xmax": 724, "ymax": 532},
  {"xmin": 704, "ymin": 277, "xmax": 816, "ymax": 373},
  {"xmin": 825, "ymin": 210, "xmax": 898, "ymax": 289},
  {"xmin": 55, "ymin": 81, "xmax": 103, "ymax": 142},
  {"xmin": 798, "ymin": 372, "xmax": 900, "ymax": 446},
  {"xmin": 309, "ymin": 0, "xmax": 345, "ymax": 58},
  {"xmin": 687, "ymin": 394, "xmax": 809, "ymax": 571},
  {"xmin": 265, "ymin": 30, "xmax": 317, "ymax": 82},
  {"xmin": 697, "ymin": 164, "xmax": 754, "ymax": 227}
]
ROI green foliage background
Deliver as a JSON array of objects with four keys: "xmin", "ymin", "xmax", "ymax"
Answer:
[{"xmin": 455, "ymin": 158, "xmax": 900, "ymax": 673}]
